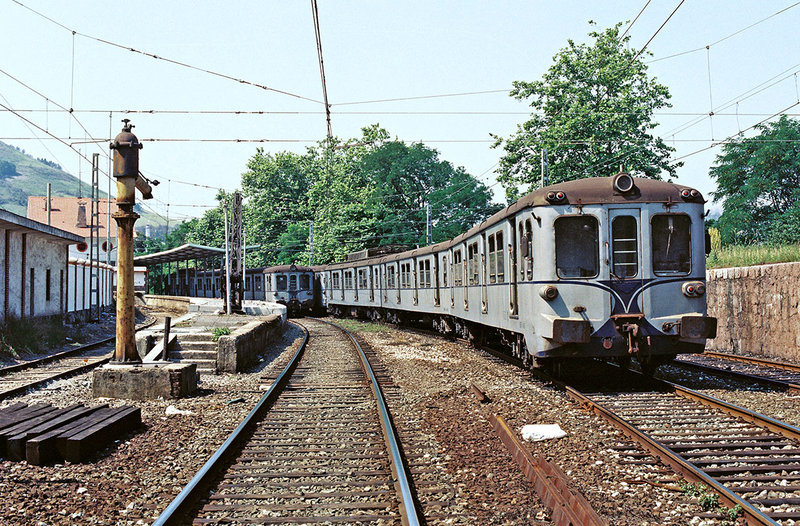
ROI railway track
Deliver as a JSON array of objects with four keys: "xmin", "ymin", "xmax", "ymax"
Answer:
[
  {"xmin": 674, "ymin": 351, "xmax": 800, "ymax": 392},
  {"xmin": 0, "ymin": 317, "xmax": 156, "ymax": 401},
  {"xmin": 568, "ymin": 373, "xmax": 800, "ymax": 525},
  {"xmin": 155, "ymin": 318, "xmax": 423, "ymax": 525}
]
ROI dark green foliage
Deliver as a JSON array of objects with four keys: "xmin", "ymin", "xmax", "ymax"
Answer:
[
  {"xmin": 710, "ymin": 116, "xmax": 800, "ymax": 245},
  {"xmin": 492, "ymin": 23, "xmax": 678, "ymax": 201},
  {"xmin": 0, "ymin": 160, "xmax": 18, "ymax": 178},
  {"xmin": 157, "ymin": 126, "xmax": 499, "ymax": 266}
]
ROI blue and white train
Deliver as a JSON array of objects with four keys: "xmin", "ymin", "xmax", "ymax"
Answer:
[{"xmin": 317, "ymin": 173, "xmax": 717, "ymax": 372}]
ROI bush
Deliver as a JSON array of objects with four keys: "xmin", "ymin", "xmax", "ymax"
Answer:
[{"xmin": 0, "ymin": 315, "xmax": 67, "ymax": 357}]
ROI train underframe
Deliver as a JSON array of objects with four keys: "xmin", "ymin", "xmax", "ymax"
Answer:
[{"xmin": 325, "ymin": 303, "xmax": 702, "ymax": 375}]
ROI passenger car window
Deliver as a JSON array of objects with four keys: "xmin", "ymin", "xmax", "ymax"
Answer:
[
  {"xmin": 612, "ymin": 216, "xmax": 638, "ymax": 278},
  {"xmin": 555, "ymin": 216, "xmax": 599, "ymax": 278},
  {"xmin": 652, "ymin": 214, "xmax": 691, "ymax": 275}
]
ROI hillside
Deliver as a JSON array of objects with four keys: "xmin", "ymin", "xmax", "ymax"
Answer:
[{"xmin": 0, "ymin": 141, "xmax": 165, "ymax": 228}]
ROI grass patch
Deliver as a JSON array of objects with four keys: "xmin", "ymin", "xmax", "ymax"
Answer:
[
  {"xmin": 331, "ymin": 318, "xmax": 388, "ymax": 334},
  {"xmin": 0, "ymin": 315, "xmax": 84, "ymax": 359},
  {"xmin": 678, "ymin": 480, "xmax": 742, "ymax": 524},
  {"xmin": 707, "ymin": 243, "xmax": 800, "ymax": 269},
  {"xmin": 211, "ymin": 327, "xmax": 231, "ymax": 341}
]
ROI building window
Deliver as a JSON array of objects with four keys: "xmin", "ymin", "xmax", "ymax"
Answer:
[{"xmin": 46, "ymin": 268, "xmax": 52, "ymax": 301}]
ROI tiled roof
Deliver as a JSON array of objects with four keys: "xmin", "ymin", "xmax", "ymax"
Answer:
[{"xmin": 27, "ymin": 196, "xmax": 119, "ymax": 239}]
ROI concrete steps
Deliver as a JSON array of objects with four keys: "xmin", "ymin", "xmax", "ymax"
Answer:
[{"xmin": 169, "ymin": 337, "xmax": 218, "ymax": 374}]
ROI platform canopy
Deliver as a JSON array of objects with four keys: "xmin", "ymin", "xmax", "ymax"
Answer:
[{"xmin": 133, "ymin": 243, "xmax": 225, "ymax": 266}]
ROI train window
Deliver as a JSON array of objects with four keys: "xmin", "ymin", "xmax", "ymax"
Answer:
[
  {"xmin": 525, "ymin": 220, "xmax": 534, "ymax": 280},
  {"xmin": 468, "ymin": 242, "xmax": 479, "ymax": 285},
  {"xmin": 245, "ymin": 277, "xmax": 251, "ymax": 291},
  {"xmin": 332, "ymin": 272, "xmax": 340, "ymax": 289},
  {"xmin": 277, "ymin": 275, "xmax": 288, "ymax": 291},
  {"xmin": 453, "ymin": 250, "xmax": 463, "ymax": 286},
  {"xmin": 358, "ymin": 269, "xmax": 368, "ymax": 289},
  {"xmin": 387, "ymin": 266, "xmax": 396, "ymax": 288},
  {"xmin": 400, "ymin": 263, "xmax": 410, "ymax": 288},
  {"xmin": 488, "ymin": 232, "xmax": 505, "ymax": 284},
  {"xmin": 612, "ymin": 216, "xmax": 638, "ymax": 278},
  {"xmin": 488, "ymin": 235, "xmax": 496, "ymax": 283},
  {"xmin": 300, "ymin": 274, "xmax": 310, "ymax": 290},
  {"xmin": 289, "ymin": 275, "xmax": 297, "ymax": 291},
  {"xmin": 344, "ymin": 271, "xmax": 353, "ymax": 289},
  {"xmin": 652, "ymin": 214, "xmax": 691, "ymax": 275},
  {"xmin": 442, "ymin": 256, "xmax": 448, "ymax": 287},
  {"xmin": 555, "ymin": 216, "xmax": 599, "ymax": 278},
  {"xmin": 418, "ymin": 259, "xmax": 431, "ymax": 288}
]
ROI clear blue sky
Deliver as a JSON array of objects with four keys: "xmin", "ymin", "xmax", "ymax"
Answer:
[{"xmin": 2, "ymin": 1, "xmax": 799, "ymax": 225}]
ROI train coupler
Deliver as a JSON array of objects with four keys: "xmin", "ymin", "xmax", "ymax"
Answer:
[{"xmin": 611, "ymin": 313, "xmax": 646, "ymax": 355}]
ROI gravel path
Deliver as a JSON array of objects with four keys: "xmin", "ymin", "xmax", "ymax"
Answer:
[{"xmin": 348, "ymin": 322, "xmax": 708, "ymax": 525}]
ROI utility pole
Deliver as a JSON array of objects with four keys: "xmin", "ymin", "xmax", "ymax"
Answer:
[
  {"xmin": 426, "ymin": 202, "xmax": 432, "ymax": 246},
  {"xmin": 229, "ymin": 192, "xmax": 243, "ymax": 313},
  {"xmin": 308, "ymin": 220, "xmax": 314, "ymax": 266},
  {"xmin": 242, "ymin": 228, "xmax": 246, "ymax": 311},
  {"xmin": 46, "ymin": 183, "xmax": 51, "ymax": 226},
  {"xmin": 541, "ymin": 149, "xmax": 550, "ymax": 188},
  {"xmin": 223, "ymin": 202, "xmax": 232, "ymax": 315},
  {"xmin": 91, "ymin": 153, "xmax": 100, "ymax": 320}
]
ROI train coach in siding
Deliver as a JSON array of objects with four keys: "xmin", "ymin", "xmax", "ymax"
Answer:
[
  {"xmin": 264, "ymin": 264, "xmax": 318, "ymax": 316},
  {"xmin": 317, "ymin": 172, "xmax": 717, "ymax": 374}
]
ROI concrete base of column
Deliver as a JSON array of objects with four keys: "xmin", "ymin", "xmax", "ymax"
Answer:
[{"xmin": 92, "ymin": 363, "xmax": 197, "ymax": 401}]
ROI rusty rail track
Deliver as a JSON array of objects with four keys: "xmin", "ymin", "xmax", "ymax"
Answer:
[
  {"xmin": 567, "ymin": 374, "xmax": 800, "ymax": 525},
  {"xmin": 154, "ymin": 318, "xmax": 423, "ymax": 526},
  {"xmin": 0, "ymin": 317, "xmax": 157, "ymax": 401},
  {"xmin": 675, "ymin": 352, "xmax": 800, "ymax": 392}
]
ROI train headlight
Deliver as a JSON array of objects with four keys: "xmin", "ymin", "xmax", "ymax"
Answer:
[
  {"xmin": 613, "ymin": 172, "xmax": 635, "ymax": 193},
  {"xmin": 680, "ymin": 188, "xmax": 702, "ymax": 202},
  {"xmin": 539, "ymin": 285, "xmax": 559, "ymax": 301},
  {"xmin": 546, "ymin": 191, "xmax": 566, "ymax": 203},
  {"xmin": 682, "ymin": 281, "xmax": 705, "ymax": 297}
]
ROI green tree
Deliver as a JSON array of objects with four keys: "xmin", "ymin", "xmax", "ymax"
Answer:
[
  {"xmin": 710, "ymin": 115, "xmax": 800, "ymax": 245},
  {"xmin": 493, "ymin": 22, "xmax": 678, "ymax": 201}
]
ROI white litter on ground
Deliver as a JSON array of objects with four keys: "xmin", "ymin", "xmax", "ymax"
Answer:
[
  {"xmin": 520, "ymin": 424, "xmax": 567, "ymax": 441},
  {"xmin": 165, "ymin": 405, "xmax": 194, "ymax": 416}
]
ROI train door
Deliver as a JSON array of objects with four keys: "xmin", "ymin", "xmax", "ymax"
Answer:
[
  {"xmin": 480, "ymin": 233, "xmax": 488, "ymax": 313},
  {"xmin": 509, "ymin": 222, "xmax": 518, "ymax": 317},
  {"xmin": 434, "ymin": 254, "xmax": 440, "ymax": 306},
  {"xmin": 607, "ymin": 209, "xmax": 643, "ymax": 314}
]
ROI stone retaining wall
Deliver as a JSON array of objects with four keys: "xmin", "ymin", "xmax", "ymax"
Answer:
[
  {"xmin": 217, "ymin": 314, "xmax": 285, "ymax": 373},
  {"xmin": 706, "ymin": 262, "xmax": 800, "ymax": 360}
]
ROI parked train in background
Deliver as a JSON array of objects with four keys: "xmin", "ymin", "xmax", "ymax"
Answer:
[{"xmin": 316, "ymin": 173, "xmax": 717, "ymax": 373}]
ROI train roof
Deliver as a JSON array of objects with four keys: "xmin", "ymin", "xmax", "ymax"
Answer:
[
  {"xmin": 264, "ymin": 264, "xmax": 314, "ymax": 273},
  {"xmin": 323, "ymin": 175, "xmax": 705, "ymax": 270}
]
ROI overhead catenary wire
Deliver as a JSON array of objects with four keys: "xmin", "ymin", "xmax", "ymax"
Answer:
[
  {"xmin": 9, "ymin": 0, "xmax": 321, "ymax": 105},
  {"xmin": 621, "ymin": 0, "xmax": 651, "ymax": 39},
  {"xmin": 310, "ymin": 0, "xmax": 332, "ymax": 137}
]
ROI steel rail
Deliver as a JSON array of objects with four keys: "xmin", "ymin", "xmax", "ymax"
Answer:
[
  {"xmin": 0, "ymin": 316, "xmax": 156, "ymax": 377},
  {"xmin": 152, "ymin": 320, "xmax": 309, "ymax": 526},
  {"xmin": 566, "ymin": 385, "xmax": 778, "ymax": 525},
  {"xmin": 318, "ymin": 318, "xmax": 423, "ymax": 526},
  {"xmin": 674, "ymin": 357, "xmax": 800, "ymax": 392},
  {"xmin": 0, "ymin": 317, "xmax": 159, "ymax": 401},
  {"xmin": 703, "ymin": 351, "xmax": 800, "ymax": 374}
]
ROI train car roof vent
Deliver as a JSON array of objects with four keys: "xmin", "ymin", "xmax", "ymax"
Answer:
[{"xmin": 612, "ymin": 171, "xmax": 635, "ymax": 194}]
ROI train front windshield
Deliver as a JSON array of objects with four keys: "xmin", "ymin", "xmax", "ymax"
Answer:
[
  {"xmin": 555, "ymin": 216, "xmax": 599, "ymax": 278},
  {"xmin": 651, "ymin": 214, "xmax": 691, "ymax": 275}
]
